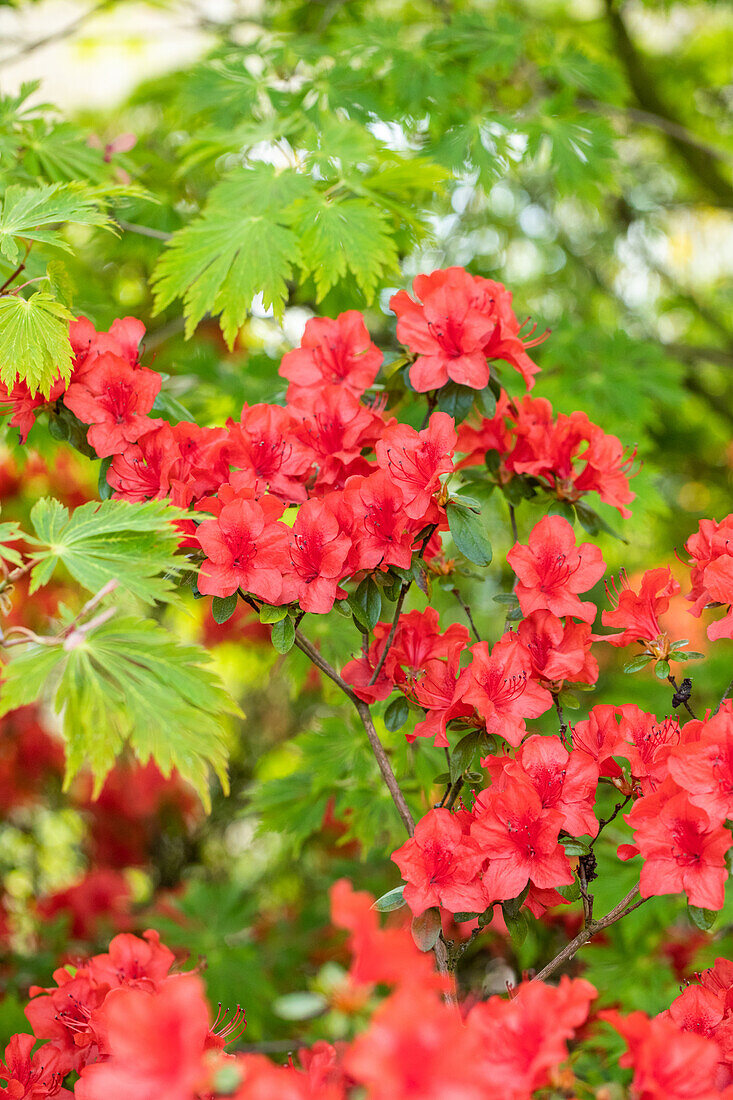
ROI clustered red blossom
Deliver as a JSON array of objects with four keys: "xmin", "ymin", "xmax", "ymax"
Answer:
[
  {"xmin": 4, "ymin": 885, "xmax": 733, "ymax": 1099},
  {"xmin": 0, "ymin": 269, "xmax": 636, "ymax": 617},
  {"xmin": 457, "ymin": 391, "xmax": 636, "ymax": 516}
]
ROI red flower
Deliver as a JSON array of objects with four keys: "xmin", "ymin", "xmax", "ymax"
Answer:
[
  {"xmin": 602, "ymin": 1010, "xmax": 724, "ymax": 1100},
  {"xmin": 507, "ymin": 515, "xmax": 605, "ymax": 624},
  {"xmin": 668, "ymin": 702, "xmax": 733, "ymax": 823},
  {"xmin": 390, "ymin": 267, "xmax": 542, "ymax": 392},
  {"xmin": 620, "ymin": 780, "xmax": 732, "ymax": 909},
  {"xmin": 280, "ymin": 311, "xmax": 382, "ymax": 400},
  {"xmin": 516, "ymin": 609, "xmax": 598, "ymax": 686},
  {"xmin": 375, "ymin": 411, "xmax": 456, "ymax": 519},
  {"xmin": 285, "ymin": 498, "xmax": 351, "ymax": 614},
  {"xmin": 344, "ymin": 985, "xmax": 487, "ymax": 1100},
  {"xmin": 226, "ymin": 404, "xmax": 313, "ymax": 504},
  {"xmin": 460, "ymin": 634, "xmax": 553, "ymax": 747},
  {"xmin": 406, "ymin": 655, "xmax": 473, "ymax": 748},
  {"xmin": 391, "ymin": 808, "xmax": 487, "ymax": 917},
  {"xmin": 685, "ymin": 515, "xmax": 733, "ymax": 641},
  {"xmin": 107, "ymin": 425, "xmax": 182, "ymax": 503},
  {"xmin": 471, "ymin": 778, "xmax": 574, "ymax": 900},
  {"xmin": 292, "ymin": 385, "xmax": 383, "ymax": 493},
  {"xmin": 329, "ymin": 880, "xmax": 437, "ymax": 991},
  {"xmin": 0, "ymin": 1033, "xmax": 72, "ymax": 1099},
  {"xmin": 37, "ymin": 868, "xmax": 131, "ymax": 941},
  {"xmin": 196, "ymin": 496, "xmax": 291, "ymax": 602},
  {"xmin": 25, "ymin": 969, "xmax": 109, "ymax": 1074},
  {"xmin": 616, "ymin": 705, "xmax": 682, "ymax": 794},
  {"xmin": 0, "ymin": 376, "xmax": 66, "ymax": 442},
  {"xmin": 342, "ymin": 471, "xmax": 427, "ymax": 571},
  {"xmin": 63, "ymin": 356, "xmax": 161, "ymax": 458},
  {"xmin": 483, "ymin": 734, "xmax": 600, "ymax": 838},
  {"xmin": 467, "ymin": 977, "xmax": 596, "ymax": 1099},
  {"xmin": 599, "ymin": 567, "xmax": 680, "ymax": 647},
  {"xmin": 70, "ymin": 316, "xmax": 145, "ymax": 378},
  {"xmin": 571, "ymin": 704, "xmax": 626, "ymax": 778},
  {"xmin": 87, "ymin": 930, "xmax": 175, "ymax": 992},
  {"xmin": 75, "ymin": 975, "xmax": 210, "ymax": 1100}
]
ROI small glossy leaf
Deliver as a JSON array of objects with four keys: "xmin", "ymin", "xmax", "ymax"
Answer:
[
  {"xmin": 259, "ymin": 604, "xmax": 289, "ymax": 624},
  {"xmin": 384, "ymin": 696, "xmax": 410, "ymax": 732},
  {"xmin": 560, "ymin": 837, "xmax": 591, "ymax": 856},
  {"xmin": 372, "ymin": 885, "xmax": 406, "ymax": 912},
  {"xmin": 446, "ymin": 501, "xmax": 493, "ymax": 566},
  {"xmin": 623, "ymin": 653, "xmax": 654, "ymax": 673},
  {"xmin": 655, "ymin": 659, "xmax": 671, "ymax": 679},
  {"xmin": 271, "ymin": 616, "xmax": 295, "ymax": 653},
  {"xmin": 688, "ymin": 905, "xmax": 718, "ymax": 932},
  {"xmin": 212, "ymin": 594, "xmax": 238, "ymax": 624},
  {"xmin": 411, "ymin": 907, "xmax": 441, "ymax": 952}
]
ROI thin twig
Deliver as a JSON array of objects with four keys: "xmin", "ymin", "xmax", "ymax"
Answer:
[
  {"xmin": 590, "ymin": 795, "xmax": 631, "ymax": 849},
  {"xmin": 508, "ymin": 502, "xmax": 519, "ymax": 544},
  {"xmin": 716, "ymin": 678, "xmax": 733, "ymax": 714},
  {"xmin": 532, "ymin": 881, "xmax": 645, "ymax": 983},
  {"xmin": 451, "ymin": 587, "xmax": 480, "ymax": 643},
  {"xmin": 368, "ymin": 582, "xmax": 409, "ymax": 685},
  {"xmin": 116, "ymin": 219, "xmax": 174, "ymax": 242},
  {"xmin": 292, "ymin": 628, "xmax": 415, "ymax": 837}
]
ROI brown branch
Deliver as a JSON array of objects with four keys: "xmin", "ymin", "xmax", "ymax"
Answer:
[
  {"xmin": 451, "ymin": 587, "xmax": 481, "ymax": 643},
  {"xmin": 368, "ymin": 582, "xmax": 409, "ymax": 686},
  {"xmin": 716, "ymin": 678, "xmax": 733, "ymax": 714},
  {"xmin": 533, "ymin": 881, "xmax": 645, "ymax": 982},
  {"xmin": 292, "ymin": 628, "xmax": 415, "ymax": 836}
]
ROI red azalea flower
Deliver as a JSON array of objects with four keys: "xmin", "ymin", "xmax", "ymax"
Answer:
[
  {"xmin": 70, "ymin": 316, "xmax": 145, "ymax": 378},
  {"xmin": 63, "ymin": 356, "xmax": 161, "ymax": 458},
  {"xmin": 460, "ymin": 634, "xmax": 553, "ymax": 747},
  {"xmin": 87, "ymin": 930, "xmax": 175, "ymax": 992},
  {"xmin": 391, "ymin": 808, "xmax": 487, "ymax": 917},
  {"xmin": 0, "ymin": 1033, "xmax": 71, "ymax": 1100},
  {"xmin": 406, "ymin": 655, "xmax": 473, "ymax": 748},
  {"xmin": 0, "ymin": 376, "xmax": 66, "ymax": 441},
  {"xmin": 571, "ymin": 704, "xmax": 628, "ymax": 778},
  {"xmin": 471, "ymin": 778, "xmax": 574, "ymax": 900},
  {"xmin": 685, "ymin": 515, "xmax": 733, "ymax": 641},
  {"xmin": 342, "ymin": 470, "xmax": 425, "ymax": 571},
  {"xmin": 344, "ymin": 985, "xmax": 487, "ymax": 1100},
  {"xmin": 291, "ymin": 385, "xmax": 384, "ymax": 493},
  {"xmin": 285, "ymin": 498, "xmax": 351, "ymax": 613},
  {"xmin": 507, "ymin": 515, "xmax": 605, "ymax": 624},
  {"xmin": 668, "ymin": 701, "xmax": 733, "ymax": 822},
  {"xmin": 483, "ymin": 734, "xmax": 600, "ymax": 838},
  {"xmin": 620, "ymin": 780, "xmax": 732, "ymax": 910},
  {"xmin": 390, "ymin": 267, "xmax": 542, "ymax": 393},
  {"xmin": 467, "ymin": 977, "xmax": 596, "ymax": 1099},
  {"xmin": 617, "ymin": 705, "xmax": 682, "ymax": 795},
  {"xmin": 25, "ymin": 969, "xmax": 109, "ymax": 1075},
  {"xmin": 196, "ymin": 496, "xmax": 291, "ymax": 602},
  {"xmin": 74, "ymin": 975, "xmax": 210, "ymax": 1100},
  {"xmin": 516, "ymin": 609, "xmax": 598, "ymax": 686},
  {"xmin": 280, "ymin": 311, "xmax": 382, "ymax": 400},
  {"xmin": 226, "ymin": 404, "xmax": 313, "ymax": 504},
  {"xmin": 36, "ymin": 868, "xmax": 132, "ymax": 942},
  {"xmin": 170, "ymin": 421, "xmax": 229, "ymax": 502},
  {"xmin": 602, "ymin": 1010, "xmax": 723, "ymax": 1100},
  {"xmin": 375, "ymin": 411, "xmax": 456, "ymax": 520},
  {"xmin": 599, "ymin": 566, "xmax": 680, "ymax": 647},
  {"xmin": 329, "ymin": 880, "xmax": 437, "ymax": 991},
  {"xmin": 107, "ymin": 425, "xmax": 182, "ymax": 502}
]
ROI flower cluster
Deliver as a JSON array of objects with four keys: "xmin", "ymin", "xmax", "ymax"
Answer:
[
  {"xmin": 686, "ymin": 515, "xmax": 733, "ymax": 640},
  {"xmin": 456, "ymin": 392, "xmax": 636, "ymax": 516}
]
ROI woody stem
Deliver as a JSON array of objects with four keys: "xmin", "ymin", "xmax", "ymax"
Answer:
[
  {"xmin": 532, "ymin": 881, "xmax": 645, "ymax": 982},
  {"xmin": 368, "ymin": 582, "xmax": 410, "ymax": 686},
  {"xmin": 292, "ymin": 628, "xmax": 415, "ymax": 837}
]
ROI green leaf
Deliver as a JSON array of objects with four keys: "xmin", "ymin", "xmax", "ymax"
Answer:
[
  {"xmin": 0, "ymin": 518, "xmax": 25, "ymax": 567},
  {"xmin": 0, "ymin": 182, "xmax": 113, "ymax": 264},
  {"xmin": 0, "ymin": 291, "xmax": 74, "ymax": 396},
  {"xmin": 212, "ymin": 594, "xmax": 238, "ymax": 624},
  {"xmin": 270, "ymin": 616, "xmax": 295, "ymax": 653},
  {"xmin": 46, "ymin": 259, "xmax": 75, "ymax": 308},
  {"xmin": 272, "ymin": 992, "xmax": 328, "ymax": 1021},
  {"xmin": 476, "ymin": 387, "xmax": 497, "ymax": 417},
  {"xmin": 98, "ymin": 457, "xmax": 113, "ymax": 501},
  {"xmin": 151, "ymin": 164, "xmax": 313, "ymax": 346},
  {"xmin": 0, "ymin": 616, "xmax": 237, "ymax": 809},
  {"xmin": 623, "ymin": 653, "xmax": 654, "ymax": 673},
  {"xmin": 293, "ymin": 194, "xmax": 399, "ymax": 302},
  {"xmin": 450, "ymin": 729, "xmax": 481, "ymax": 782},
  {"xmin": 574, "ymin": 500, "xmax": 626, "ymax": 543},
  {"xmin": 372, "ymin": 885, "xmax": 407, "ymax": 912},
  {"xmin": 259, "ymin": 604, "xmax": 289, "ymax": 624},
  {"xmin": 27, "ymin": 497, "xmax": 186, "ymax": 604},
  {"xmin": 655, "ymin": 659, "xmax": 671, "ymax": 680},
  {"xmin": 411, "ymin": 907, "xmax": 441, "ymax": 952},
  {"xmin": 560, "ymin": 836, "xmax": 591, "ymax": 857},
  {"xmin": 446, "ymin": 501, "xmax": 493, "ymax": 566},
  {"xmin": 384, "ymin": 695, "xmax": 410, "ymax": 732},
  {"xmin": 348, "ymin": 576, "xmax": 382, "ymax": 631},
  {"xmin": 503, "ymin": 910, "xmax": 528, "ymax": 946},
  {"xmin": 688, "ymin": 905, "xmax": 718, "ymax": 932},
  {"xmin": 453, "ymin": 911, "xmax": 481, "ymax": 923},
  {"xmin": 436, "ymin": 382, "xmax": 475, "ymax": 424}
]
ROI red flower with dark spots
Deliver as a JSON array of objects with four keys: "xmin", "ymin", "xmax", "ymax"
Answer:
[
  {"xmin": 517, "ymin": 609, "xmax": 598, "ymax": 686},
  {"xmin": 599, "ymin": 567, "xmax": 680, "ymax": 647},
  {"xmin": 280, "ymin": 311, "xmax": 382, "ymax": 400},
  {"xmin": 375, "ymin": 411, "xmax": 456, "ymax": 519},
  {"xmin": 507, "ymin": 515, "xmax": 605, "ymax": 624},
  {"xmin": 196, "ymin": 497, "xmax": 291, "ymax": 602},
  {"xmin": 63, "ymin": 356, "xmax": 161, "ymax": 458},
  {"xmin": 391, "ymin": 808, "xmax": 487, "ymax": 917},
  {"xmin": 284, "ymin": 498, "xmax": 351, "ymax": 614},
  {"xmin": 460, "ymin": 634, "xmax": 553, "ymax": 746}
]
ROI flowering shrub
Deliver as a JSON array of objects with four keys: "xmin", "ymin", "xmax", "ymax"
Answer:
[{"xmin": 2, "ymin": 265, "xmax": 733, "ymax": 1095}]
